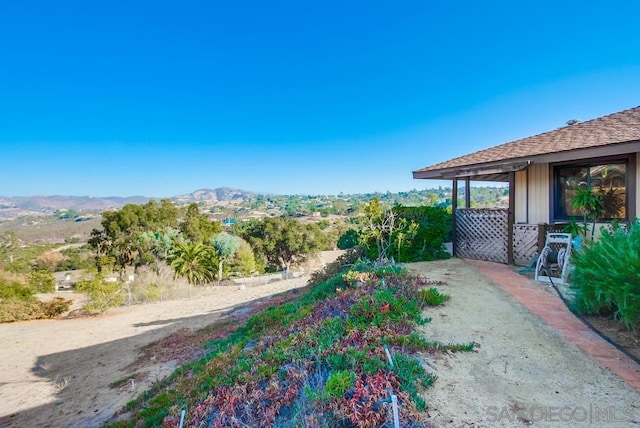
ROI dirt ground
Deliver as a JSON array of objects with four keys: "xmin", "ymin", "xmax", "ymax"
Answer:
[
  {"xmin": 0, "ymin": 275, "xmax": 312, "ymax": 428},
  {"xmin": 1, "ymin": 257, "xmax": 638, "ymax": 427},
  {"xmin": 405, "ymin": 259, "xmax": 640, "ymax": 427}
]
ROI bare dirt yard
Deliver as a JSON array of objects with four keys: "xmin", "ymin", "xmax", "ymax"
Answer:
[
  {"xmin": 406, "ymin": 259, "xmax": 640, "ymax": 427},
  {"xmin": 1, "ymin": 257, "xmax": 638, "ymax": 427}
]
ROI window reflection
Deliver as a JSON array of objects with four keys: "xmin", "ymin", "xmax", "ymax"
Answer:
[{"xmin": 555, "ymin": 162, "xmax": 626, "ymax": 220}]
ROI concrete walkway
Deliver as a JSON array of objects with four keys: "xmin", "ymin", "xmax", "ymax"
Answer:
[{"xmin": 466, "ymin": 258, "xmax": 640, "ymax": 394}]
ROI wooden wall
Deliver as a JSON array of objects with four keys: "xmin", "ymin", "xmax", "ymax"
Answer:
[{"xmin": 515, "ymin": 163, "xmax": 549, "ymax": 224}]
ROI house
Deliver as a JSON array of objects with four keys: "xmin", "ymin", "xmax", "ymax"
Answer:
[{"xmin": 413, "ymin": 105, "xmax": 640, "ymax": 265}]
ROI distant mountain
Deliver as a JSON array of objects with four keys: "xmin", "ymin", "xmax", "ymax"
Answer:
[
  {"xmin": 0, "ymin": 188, "xmax": 257, "ymax": 219},
  {"xmin": 172, "ymin": 187, "xmax": 256, "ymax": 204},
  {"xmin": 0, "ymin": 195, "xmax": 151, "ymax": 212}
]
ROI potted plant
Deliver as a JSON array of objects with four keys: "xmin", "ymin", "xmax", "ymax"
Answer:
[{"xmin": 570, "ymin": 187, "xmax": 604, "ymax": 240}]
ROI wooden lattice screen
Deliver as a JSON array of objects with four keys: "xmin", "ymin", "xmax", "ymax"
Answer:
[
  {"xmin": 455, "ymin": 208, "xmax": 508, "ymax": 263},
  {"xmin": 513, "ymin": 223, "xmax": 568, "ymax": 266},
  {"xmin": 513, "ymin": 224, "xmax": 538, "ymax": 265}
]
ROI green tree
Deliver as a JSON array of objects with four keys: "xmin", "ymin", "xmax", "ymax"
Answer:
[
  {"xmin": 210, "ymin": 233, "xmax": 242, "ymax": 281},
  {"xmin": 138, "ymin": 228, "xmax": 183, "ymax": 265},
  {"xmin": 237, "ymin": 217, "xmax": 320, "ymax": 272},
  {"xmin": 180, "ymin": 203, "xmax": 222, "ymax": 243},
  {"xmin": 168, "ymin": 242, "xmax": 215, "ymax": 285},
  {"xmin": 337, "ymin": 229, "xmax": 360, "ymax": 250},
  {"xmin": 227, "ymin": 239, "xmax": 258, "ymax": 276},
  {"xmin": 89, "ymin": 199, "xmax": 182, "ymax": 273}
]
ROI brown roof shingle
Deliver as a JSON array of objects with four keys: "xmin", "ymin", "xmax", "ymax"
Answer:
[{"xmin": 414, "ymin": 105, "xmax": 640, "ymax": 175}]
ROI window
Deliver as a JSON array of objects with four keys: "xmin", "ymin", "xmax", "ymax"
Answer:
[{"xmin": 554, "ymin": 161, "xmax": 627, "ymax": 220}]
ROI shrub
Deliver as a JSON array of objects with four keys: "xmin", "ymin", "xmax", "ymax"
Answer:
[
  {"xmin": 418, "ymin": 287, "xmax": 451, "ymax": 306},
  {"xmin": 570, "ymin": 219, "xmax": 640, "ymax": 329},
  {"xmin": 337, "ymin": 229, "xmax": 359, "ymax": 250},
  {"xmin": 41, "ymin": 297, "xmax": 73, "ymax": 317},
  {"xmin": 392, "ymin": 205, "xmax": 452, "ymax": 262},
  {"xmin": 76, "ymin": 274, "xmax": 126, "ymax": 313},
  {"xmin": 131, "ymin": 281, "xmax": 162, "ymax": 303},
  {"xmin": 28, "ymin": 269, "xmax": 56, "ymax": 293},
  {"xmin": 0, "ymin": 277, "xmax": 34, "ymax": 300},
  {"xmin": 0, "ymin": 298, "xmax": 41, "ymax": 322},
  {"xmin": 0, "ymin": 296, "xmax": 72, "ymax": 322}
]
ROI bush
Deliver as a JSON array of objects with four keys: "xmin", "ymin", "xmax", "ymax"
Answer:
[
  {"xmin": 28, "ymin": 269, "xmax": 56, "ymax": 293},
  {"xmin": 392, "ymin": 205, "xmax": 452, "ymax": 262},
  {"xmin": 337, "ymin": 229, "xmax": 359, "ymax": 250},
  {"xmin": 131, "ymin": 281, "xmax": 162, "ymax": 303},
  {"xmin": 76, "ymin": 274, "xmax": 126, "ymax": 313},
  {"xmin": 0, "ymin": 277, "xmax": 35, "ymax": 300},
  {"xmin": 570, "ymin": 219, "xmax": 640, "ymax": 329},
  {"xmin": 0, "ymin": 297, "xmax": 72, "ymax": 323},
  {"xmin": 41, "ymin": 297, "xmax": 73, "ymax": 317}
]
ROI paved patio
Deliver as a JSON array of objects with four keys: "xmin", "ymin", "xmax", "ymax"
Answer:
[{"xmin": 465, "ymin": 258, "xmax": 640, "ymax": 394}]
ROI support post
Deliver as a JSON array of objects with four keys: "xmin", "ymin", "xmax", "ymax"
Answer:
[
  {"xmin": 537, "ymin": 223, "xmax": 548, "ymax": 254},
  {"xmin": 464, "ymin": 176, "xmax": 471, "ymax": 208},
  {"xmin": 507, "ymin": 172, "xmax": 515, "ymax": 265},
  {"xmin": 452, "ymin": 178, "xmax": 458, "ymax": 257}
]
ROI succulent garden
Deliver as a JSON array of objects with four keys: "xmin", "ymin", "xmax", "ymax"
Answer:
[{"xmin": 108, "ymin": 251, "xmax": 472, "ymax": 427}]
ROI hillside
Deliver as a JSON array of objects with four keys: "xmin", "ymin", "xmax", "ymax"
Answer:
[
  {"xmin": 0, "ymin": 186, "xmax": 507, "ymax": 243},
  {"xmin": 0, "ymin": 188, "xmax": 256, "ymax": 221}
]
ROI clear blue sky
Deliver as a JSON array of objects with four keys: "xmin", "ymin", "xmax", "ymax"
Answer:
[{"xmin": 1, "ymin": 1, "xmax": 639, "ymax": 197}]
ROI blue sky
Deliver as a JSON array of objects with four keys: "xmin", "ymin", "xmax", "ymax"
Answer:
[{"xmin": 1, "ymin": 1, "xmax": 639, "ymax": 197}]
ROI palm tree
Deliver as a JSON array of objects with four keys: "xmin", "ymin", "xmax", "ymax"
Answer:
[{"xmin": 168, "ymin": 242, "xmax": 215, "ymax": 286}]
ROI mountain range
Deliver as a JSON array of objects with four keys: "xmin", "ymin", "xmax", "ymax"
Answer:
[{"xmin": 0, "ymin": 188, "xmax": 256, "ymax": 218}]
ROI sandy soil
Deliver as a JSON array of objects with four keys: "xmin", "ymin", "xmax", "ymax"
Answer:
[
  {"xmin": 0, "ymin": 276, "xmax": 311, "ymax": 428},
  {"xmin": 1, "ymin": 257, "xmax": 638, "ymax": 427},
  {"xmin": 405, "ymin": 259, "xmax": 640, "ymax": 428}
]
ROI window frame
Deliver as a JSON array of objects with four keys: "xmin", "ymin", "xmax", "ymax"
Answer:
[{"xmin": 550, "ymin": 154, "xmax": 635, "ymax": 223}]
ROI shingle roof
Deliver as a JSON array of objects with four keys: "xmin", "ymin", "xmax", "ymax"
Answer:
[{"xmin": 414, "ymin": 105, "xmax": 640, "ymax": 175}]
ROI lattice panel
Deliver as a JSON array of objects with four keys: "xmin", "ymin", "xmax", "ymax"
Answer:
[
  {"xmin": 513, "ymin": 224, "xmax": 539, "ymax": 266},
  {"xmin": 547, "ymin": 224, "xmax": 567, "ymax": 234},
  {"xmin": 455, "ymin": 209, "xmax": 508, "ymax": 263}
]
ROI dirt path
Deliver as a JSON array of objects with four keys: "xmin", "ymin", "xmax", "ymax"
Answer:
[
  {"xmin": 0, "ymin": 276, "xmax": 311, "ymax": 428},
  {"xmin": 405, "ymin": 259, "xmax": 639, "ymax": 427},
  {"xmin": 1, "ymin": 258, "xmax": 638, "ymax": 427}
]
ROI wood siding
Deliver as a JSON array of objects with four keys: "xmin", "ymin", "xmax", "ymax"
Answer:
[
  {"xmin": 637, "ymin": 153, "xmax": 640, "ymax": 217},
  {"xmin": 514, "ymin": 163, "xmax": 549, "ymax": 224}
]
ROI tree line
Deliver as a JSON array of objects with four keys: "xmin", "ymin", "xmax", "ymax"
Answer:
[{"xmin": 87, "ymin": 199, "xmax": 339, "ymax": 285}]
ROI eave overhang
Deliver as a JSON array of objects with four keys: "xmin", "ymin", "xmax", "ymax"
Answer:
[{"xmin": 412, "ymin": 140, "xmax": 640, "ymax": 182}]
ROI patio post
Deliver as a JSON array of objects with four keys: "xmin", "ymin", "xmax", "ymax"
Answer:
[
  {"xmin": 507, "ymin": 171, "xmax": 515, "ymax": 265},
  {"xmin": 452, "ymin": 178, "xmax": 458, "ymax": 257},
  {"xmin": 464, "ymin": 176, "xmax": 471, "ymax": 208}
]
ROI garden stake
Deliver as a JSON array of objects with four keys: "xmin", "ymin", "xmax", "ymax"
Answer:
[
  {"xmin": 178, "ymin": 408, "xmax": 186, "ymax": 428},
  {"xmin": 383, "ymin": 344, "xmax": 394, "ymax": 368},
  {"xmin": 391, "ymin": 393, "xmax": 400, "ymax": 428}
]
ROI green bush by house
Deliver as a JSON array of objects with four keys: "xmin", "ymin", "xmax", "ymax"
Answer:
[{"xmin": 571, "ymin": 219, "xmax": 640, "ymax": 329}]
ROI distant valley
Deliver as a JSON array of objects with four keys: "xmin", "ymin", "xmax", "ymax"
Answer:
[
  {"xmin": 0, "ymin": 186, "xmax": 508, "ymax": 244},
  {"xmin": 0, "ymin": 187, "xmax": 256, "ymax": 220}
]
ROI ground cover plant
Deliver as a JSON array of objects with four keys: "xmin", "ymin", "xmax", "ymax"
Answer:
[{"xmin": 109, "ymin": 257, "xmax": 472, "ymax": 427}]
